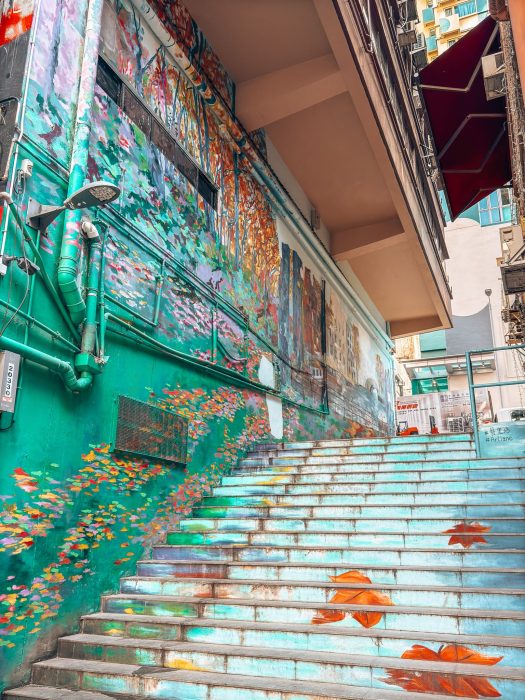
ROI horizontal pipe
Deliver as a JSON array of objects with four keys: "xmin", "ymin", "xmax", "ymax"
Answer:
[
  {"xmin": 105, "ymin": 293, "xmax": 157, "ymax": 327},
  {"xmin": 0, "ymin": 335, "xmax": 92, "ymax": 393},
  {"xmin": 467, "ymin": 343, "xmax": 525, "ymax": 355},
  {"xmin": 469, "ymin": 379, "xmax": 525, "ymax": 390},
  {"xmin": 0, "ymin": 299, "xmax": 79, "ymax": 352}
]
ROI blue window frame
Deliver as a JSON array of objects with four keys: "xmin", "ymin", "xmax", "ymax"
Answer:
[{"xmin": 478, "ymin": 189, "xmax": 513, "ymax": 226}]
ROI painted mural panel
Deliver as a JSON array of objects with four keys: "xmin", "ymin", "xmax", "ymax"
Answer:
[
  {"xmin": 24, "ymin": 0, "xmax": 88, "ymax": 166},
  {"xmin": 0, "ymin": 0, "xmax": 394, "ymax": 689}
]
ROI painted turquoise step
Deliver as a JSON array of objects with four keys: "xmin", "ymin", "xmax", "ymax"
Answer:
[
  {"xmin": 192, "ymin": 502, "xmax": 525, "ymax": 519},
  {"xmin": 239, "ymin": 452, "xmax": 477, "ymax": 466},
  {"xmin": 201, "ymin": 490, "xmax": 525, "ymax": 506},
  {"xmin": 82, "ymin": 611, "xmax": 525, "ymax": 668},
  {"xmin": 152, "ymin": 543, "xmax": 525, "ymax": 568},
  {"xmin": 165, "ymin": 530, "xmax": 525, "ymax": 549},
  {"xmin": 55, "ymin": 634, "xmax": 525, "ymax": 697},
  {"xmin": 258, "ymin": 442, "xmax": 475, "ymax": 456},
  {"xmin": 212, "ymin": 478, "xmax": 525, "ymax": 496},
  {"xmin": 137, "ymin": 559, "xmax": 525, "ymax": 588},
  {"xmin": 120, "ymin": 575, "xmax": 525, "ymax": 611},
  {"xmin": 25, "ymin": 657, "xmax": 473, "ymax": 700},
  {"xmin": 252, "ymin": 435, "xmax": 473, "ymax": 450},
  {"xmin": 225, "ymin": 466, "xmax": 525, "ymax": 484},
  {"xmin": 179, "ymin": 516, "xmax": 525, "ymax": 534},
  {"xmin": 236, "ymin": 457, "xmax": 525, "ymax": 473},
  {"xmin": 100, "ymin": 593, "xmax": 525, "ymax": 636}
]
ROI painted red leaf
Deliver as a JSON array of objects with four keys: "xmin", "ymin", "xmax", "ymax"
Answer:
[
  {"xmin": 442, "ymin": 522, "xmax": 491, "ymax": 549},
  {"xmin": 383, "ymin": 644, "xmax": 503, "ymax": 698},
  {"xmin": 312, "ymin": 570, "xmax": 393, "ymax": 628}
]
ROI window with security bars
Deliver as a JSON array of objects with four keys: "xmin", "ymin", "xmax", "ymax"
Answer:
[
  {"xmin": 96, "ymin": 57, "xmax": 218, "ymax": 210},
  {"xmin": 114, "ymin": 395, "xmax": 189, "ymax": 465}
]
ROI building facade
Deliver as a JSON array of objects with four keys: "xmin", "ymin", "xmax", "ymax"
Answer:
[
  {"xmin": 398, "ymin": 1, "xmax": 525, "ymax": 414},
  {"xmin": 417, "ymin": 0, "xmax": 490, "ymax": 57},
  {"xmin": 0, "ymin": 0, "xmax": 451, "ymax": 688}
]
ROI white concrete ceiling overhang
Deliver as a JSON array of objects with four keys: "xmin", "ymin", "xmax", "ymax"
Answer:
[{"xmin": 183, "ymin": 0, "xmax": 451, "ymax": 336}]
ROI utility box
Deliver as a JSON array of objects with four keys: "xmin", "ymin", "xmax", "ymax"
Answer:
[{"xmin": 0, "ymin": 351, "xmax": 20, "ymax": 413}]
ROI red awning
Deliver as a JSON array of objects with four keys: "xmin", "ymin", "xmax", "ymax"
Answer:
[{"xmin": 420, "ymin": 16, "xmax": 511, "ymax": 220}]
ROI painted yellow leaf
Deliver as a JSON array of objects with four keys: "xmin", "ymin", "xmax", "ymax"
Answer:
[{"xmin": 166, "ymin": 658, "xmax": 207, "ymax": 672}]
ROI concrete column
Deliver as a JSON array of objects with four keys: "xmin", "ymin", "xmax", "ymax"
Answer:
[{"xmin": 507, "ymin": 0, "xmax": 525, "ymax": 108}]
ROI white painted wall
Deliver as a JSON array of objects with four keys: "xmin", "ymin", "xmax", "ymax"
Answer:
[{"xmin": 444, "ymin": 216, "xmax": 524, "ymax": 411}]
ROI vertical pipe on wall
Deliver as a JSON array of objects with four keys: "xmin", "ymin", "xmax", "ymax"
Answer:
[{"xmin": 57, "ymin": 0, "xmax": 104, "ymax": 326}]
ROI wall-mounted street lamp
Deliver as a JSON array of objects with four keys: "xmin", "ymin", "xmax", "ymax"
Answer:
[{"xmin": 27, "ymin": 180, "xmax": 120, "ymax": 234}]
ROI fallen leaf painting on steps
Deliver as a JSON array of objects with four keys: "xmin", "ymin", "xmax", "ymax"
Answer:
[
  {"xmin": 443, "ymin": 522, "xmax": 491, "ymax": 548},
  {"xmin": 311, "ymin": 570, "xmax": 394, "ymax": 627},
  {"xmin": 382, "ymin": 644, "xmax": 503, "ymax": 697}
]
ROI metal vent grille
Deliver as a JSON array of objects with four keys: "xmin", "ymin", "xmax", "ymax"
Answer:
[{"xmin": 114, "ymin": 396, "xmax": 188, "ymax": 465}]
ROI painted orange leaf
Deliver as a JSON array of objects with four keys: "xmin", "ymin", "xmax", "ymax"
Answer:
[
  {"xmin": 443, "ymin": 522, "xmax": 491, "ymax": 549},
  {"xmin": 312, "ymin": 570, "xmax": 393, "ymax": 628},
  {"xmin": 382, "ymin": 644, "xmax": 503, "ymax": 698}
]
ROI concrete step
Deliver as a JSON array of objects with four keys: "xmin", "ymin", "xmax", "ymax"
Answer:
[
  {"xmin": 82, "ymin": 611, "xmax": 525, "ymax": 667},
  {"xmin": 225, "ymin": 465, "xmax": 525, "ymax": 484},
  {"xmin": 246, "ymin": 443, "xmax": 476, "ymax": 457},
  {"xmin": 179, "ymin": 515, "xmax": 525, "ymax": 534},
  {"xmin": 100, "ymin": 593, "xmax": 525, "ymax": 636},
  {"xmin": 236, "ymin": 456, "xmax": 525, "ymax": 473},
  {"xmin": 251, "ymin": 435, "xmax": 473, "ymax": 451},
  {"xmin": 192, "ymin": 501, "xmax": 525, "ymax": 519},
  {"xmin": 120, "ymin": 575, "xmax": 525, "ymax": 611},
  {"xmin": 165, "ymin": 529, "xmax": 525, "ymax": 549},
  {"xmin": 137, "ymin": 559, "xmax": 525, "ymax": 588},
  {"xmin": 55, "ymin": 634, "xmax": 525, "ymax": 696},
  {"xmin": 212, "ymin": 477, "xmax": 525, "ymax": 496},
  {"xmin": 239, "ymin": 452, "xmax": 479, "ymax": 467},
  {"xmin": 201, "ymin": 489, "xmax": 525, "ymax": 506},
  {"xmin": 23, "ymin": 657, "xmax": 480, "ymax": 700},
  {"xmin": 152, "ymin": 542, "xmax": 525, "ymax": 568},
  {"xmin": 4, "ymin": 688, "xmax": 132, "ymax": 700}
]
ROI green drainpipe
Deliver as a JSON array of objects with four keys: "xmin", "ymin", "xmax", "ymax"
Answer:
[
  {"xmin": 57, "ymin": 0, "xmax": 104, "ymax": 326},
  {"xmin": 75, "ymin": 222, "xmax": 103, "ymax": 375},
  {"xmin": 0, "ymin": 335, "xmax": 92, "ymax": 393}
]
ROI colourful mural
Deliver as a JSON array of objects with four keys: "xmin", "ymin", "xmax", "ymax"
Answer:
[{"xmin": 0, "ymin": 0, "xmax": 394, "ymax": 690}]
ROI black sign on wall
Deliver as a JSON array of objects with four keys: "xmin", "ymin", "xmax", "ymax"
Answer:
[
  {"xmin": 502, "ymin": 263, "xmax": 525, "ymax": 295},
  {"xmin": 0, "ymin": 31, "xmax": 31, "ymax": 185}
]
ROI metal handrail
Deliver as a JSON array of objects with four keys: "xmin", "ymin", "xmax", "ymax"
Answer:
[{"xmin": 466, "ymin": 342, "xmax": 525, "ymax": 455}]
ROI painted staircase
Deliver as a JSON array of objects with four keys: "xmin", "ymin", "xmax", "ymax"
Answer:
[{"xmin": 5, "ymin": 434, "xmax": 525, "ymax": 699}]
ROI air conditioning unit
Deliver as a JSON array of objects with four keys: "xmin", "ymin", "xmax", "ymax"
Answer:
[
  {"xmin": 439, "ymin": 13, "xmax": 460, "ymax": 35},
  {"xmin": 411, "ymin": 46, "xmax": 428, "ymax": 71},
  {"xmin": 397, "ymin": 23, "xmax": 418, "ymax": 47},
  {"xmin": 398, "ymin": 0, "xmax": 418, "ymax": 23},
  {"xmin": 482, "ymin": 52, "xmax": 506, "ymax": 100}
]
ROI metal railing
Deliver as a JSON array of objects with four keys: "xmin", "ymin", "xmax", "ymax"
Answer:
[{"xmin": 466, "ymin": 342, "xmax": 525, "ymax": 455}]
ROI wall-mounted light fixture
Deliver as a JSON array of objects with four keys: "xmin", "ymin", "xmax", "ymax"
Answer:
[{"xmin": 27, "ymin": 181, "xmax": 120, "ymax": 234}]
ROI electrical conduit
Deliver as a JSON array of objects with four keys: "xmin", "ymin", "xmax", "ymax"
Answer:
[
  {"xmin": 0, "ymin": 335, "xmax": 92, "ymax": 392},
  {"xmin": 57, "ymin": 0, "xmax": 104, "ymax": 326}
]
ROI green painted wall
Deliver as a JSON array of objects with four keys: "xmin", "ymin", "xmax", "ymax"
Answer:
[{"xmin": 0, "ymin": 0, "xmax": 394, "ymax": 689}]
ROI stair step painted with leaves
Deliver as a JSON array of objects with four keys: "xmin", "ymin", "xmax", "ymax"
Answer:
[{"xmin": 7, "ymin": 435, "xmax": 525, "ymax": 699}]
